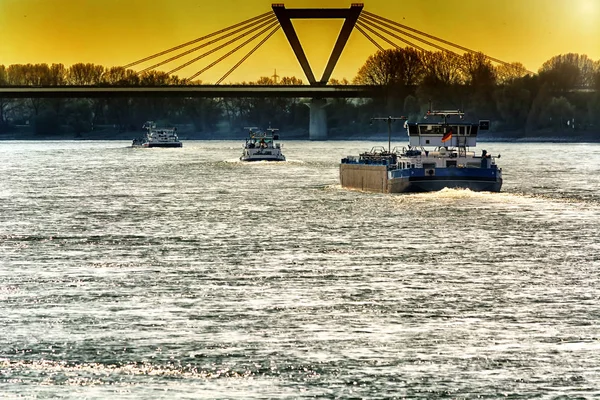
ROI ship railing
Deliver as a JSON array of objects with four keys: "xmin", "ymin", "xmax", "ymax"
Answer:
[
  {"xmin": 341, "ymin": 155, "xmax": 360, "ymax": 163},
  {"xmin": 359, "ymin": 153, "xmax": 397, "ymax": 166},
  {"xmin": 341, "ymin": 154, "xmax": 397, "ymax": 167},
  {"xmin": 391, "ymin": 146, "xmax": 407, "ymax": 154},
  {"xmin": 367, "ymin": 146, "xmax": 387, "ymax": 154}
]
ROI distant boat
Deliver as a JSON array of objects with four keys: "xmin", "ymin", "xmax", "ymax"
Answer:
[
  {"xmin": 240, "ymin": 126, "xmax": 286, "ymax": 162},
  {"xmin": 132, "ymin": 121, "xmax": 182, "ymax": 148},
  {"xmin": 340, "ymin": 107, "xmax": 502, "ymax": 193}
]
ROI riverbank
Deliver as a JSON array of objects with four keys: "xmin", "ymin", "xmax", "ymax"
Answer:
[
  {"xmin": 0, "ymin": 124, "xmax": 310, "ymax": 141},
  {"xmin": 1, "ymin": 127, "xmax": 598, "ymax": 142}
]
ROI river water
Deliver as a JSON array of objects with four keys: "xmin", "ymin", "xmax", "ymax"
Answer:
[{"xmin": 1, "ymin": 140, "xmax": 599, "ymax": 399}]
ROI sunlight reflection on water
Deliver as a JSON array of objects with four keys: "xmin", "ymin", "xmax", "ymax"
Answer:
[{"xmin": 0, "ymin": 140, "xmax": 599, "ymax": 398}]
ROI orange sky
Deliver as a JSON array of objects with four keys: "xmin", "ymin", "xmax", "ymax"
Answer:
[{"xmin": 1, "ymin": 0, "xmax": 599, "ymax": 83}]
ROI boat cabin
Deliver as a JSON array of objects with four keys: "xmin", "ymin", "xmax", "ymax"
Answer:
[
  {"xmin": 405, "ymin": 109, "xmax": 489, "ymax": 148},
  {"xmin": 244, "ymin": 127, "xmax": 281, "ymax": 150},
  {"xmin": 406, "ymin": 122, "xmax": 480, "ymax": 148}
]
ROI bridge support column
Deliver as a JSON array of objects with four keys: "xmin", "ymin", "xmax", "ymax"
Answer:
[{"xmin": 307, "ymin": 98, "xmax": 328, "ymax": 141}]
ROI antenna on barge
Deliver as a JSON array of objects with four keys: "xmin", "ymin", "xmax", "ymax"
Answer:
[
  {"xmin": 370, "ymin": 116, "xmax": 407, "ymax": 153},
  {"xmin": 425, "ymin": 100, "xmax": 464, "ymax": 125}
]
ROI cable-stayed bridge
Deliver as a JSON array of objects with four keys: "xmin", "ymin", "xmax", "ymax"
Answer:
[
  {"xmin": 0, "ymin": 3, "xmax": 518, "ymax": 139},
  {"xmin": 119, "ymin": 3, "xmax": 514, "ymax": 85}
]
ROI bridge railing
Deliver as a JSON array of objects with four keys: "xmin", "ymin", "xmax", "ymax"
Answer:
[{"xmin": 0, "ymin": 84, "xmax": 386, "ymax": 98}]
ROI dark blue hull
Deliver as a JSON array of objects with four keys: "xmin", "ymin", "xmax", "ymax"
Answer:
[
  {"xmin": 389, "ymin": 167, "xmax": 502, "ymax": 193},
  {"xmin": 147, "ymin": 142, "xmax": 182, "ymax": 148},
  {"xmin": 400, "ymin": 176, "xmax": 502, "ymax": 192},
  {"xmin": 241, "ymin": 158, "xmax": 285, "ymax": 162},
  {"xmin": 240, "ymin": 155, "xmax": 286, "ymax": 162},
  {"xmin": 391, "ymin": 168, "xmax": 502, "ymax": 192}
]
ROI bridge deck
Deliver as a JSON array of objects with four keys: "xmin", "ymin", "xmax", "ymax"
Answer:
[{"xmin": 0, "ymin": 85, "xmax": 380, "ymax": 98}]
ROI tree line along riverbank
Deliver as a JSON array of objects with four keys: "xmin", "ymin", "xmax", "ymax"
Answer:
[{"xmin": 1, "ymin": 51, "xmax": 599, "ymax": 140}]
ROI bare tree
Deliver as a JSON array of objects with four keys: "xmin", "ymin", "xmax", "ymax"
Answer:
[
  {"xmin": 495, "ymin": 62, "xmax": 529, "ymax": 85},
  {"xmin": 538, "ymin": 53, "xmax": 596, "ymax": 90},
  {"xmin": 254, "ymin": 76, "xmax": 275, "ymax": 85},
  {"xmin": 461, "ymin": 52, "xmax": 496, "ymax": 87},
  {"xmin": 280, "ymin": 76, "xmax": 303, "ymax": 85},
  {"xmin": 0, "ymin": 65, "xmax": 6, "ymax": 86},
  {"xmin": 421, "ymin": 51, "xmax": 464, "ymax": 86},
  {"xmin": 102, "ymin": 67, "xmax": 140, "ymax": 86},
  {"xmin": 48, "ymin": 64, "xmax": 67, "ymax": 85},
  {"xmin": 593, "ymin": 59, "xmax": 600, "ymax": 90},
  {"xmin": 328, "ymin": 78, "xmax": 349, "ymax": 85},
  {"xmin": 138, "ymin": 70, "xmax": 180, "ymax": 86},
  {"xmin": 67, "ymin": 63, "xmax": 105, "ymax": 85},
  {"xmin": 354, "ymin": 48, "xmax": 424, "ymax": 86},
  {"xmin": 6, "ymin": 63, "xmax": 50, "ymax": 85}
]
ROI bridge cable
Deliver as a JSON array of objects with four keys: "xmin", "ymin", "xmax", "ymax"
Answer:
[
  {"xmin": 359, "ymin": 15, "xmax": 454, "ymax": 55},
  {"xmin": 123, "ymin": 11, "xmax": 274, "ymax": 69},
  {"xmin": 354, "ymin": 25, "xmax": 385, "ymax": 52},
  {"xmin": 216, "ymin": 26, "xmax": 281, "ymax": 84},
  {"xmin": 139, "ymin": 14, "xmax": 276, "ymax": 74},
  {"xmin": 187, "ymin": 20, "xmax": 280, "ymax": 81},
  {"xmin": 138, "ymin": 15, "xmax": 277, "ymax": 74},
  {"xmin": 170, "ymin": 17, "xmax": 278, "ymax": 77},
  {"xmin": 356, "ymin": 20, "xmax": 426, "ymax": 52},
  {"xmin": 362, "ymin": 11, "xmax": 512, "ymax": 66}
]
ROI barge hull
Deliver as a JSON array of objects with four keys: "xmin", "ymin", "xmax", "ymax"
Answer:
[
  {"xmin": 340, "ymin": 164, "xmax": 502, "ymax": 193},
  {"xmin": 339, "ymin": 164, "xmax": 391, "ymax": 193}
]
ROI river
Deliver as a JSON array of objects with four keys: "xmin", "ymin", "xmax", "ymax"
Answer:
[{"xmin": 1, "ymin": 140, "xmax": 599, "ymax": 398}]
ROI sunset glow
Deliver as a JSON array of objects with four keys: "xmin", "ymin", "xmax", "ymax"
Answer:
[
  {"xmin": 1, "ymin": 0, "xmax": 599, "ymax": 83},
  {"xmin": 578, "ymin": 0, "xmax": 598, "ymax": 14}
]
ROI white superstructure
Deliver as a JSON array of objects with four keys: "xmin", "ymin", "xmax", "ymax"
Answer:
[{"xmin": 240, "ymin": 127, "xmax": 285, "ymax": 162}]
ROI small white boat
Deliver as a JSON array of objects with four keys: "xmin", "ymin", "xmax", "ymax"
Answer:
[
  {"xmin": 240, "ymin": 126, "xmax": 286, "ymax": 162},
  {"xmin": 132, "ymin": 121, "xmax": 182, "ymax": 148}
]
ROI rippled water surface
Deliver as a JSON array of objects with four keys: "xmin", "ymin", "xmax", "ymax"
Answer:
[{"xmin": 1, "ymin": 140, "xmax": 599, "ymax": 399}]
